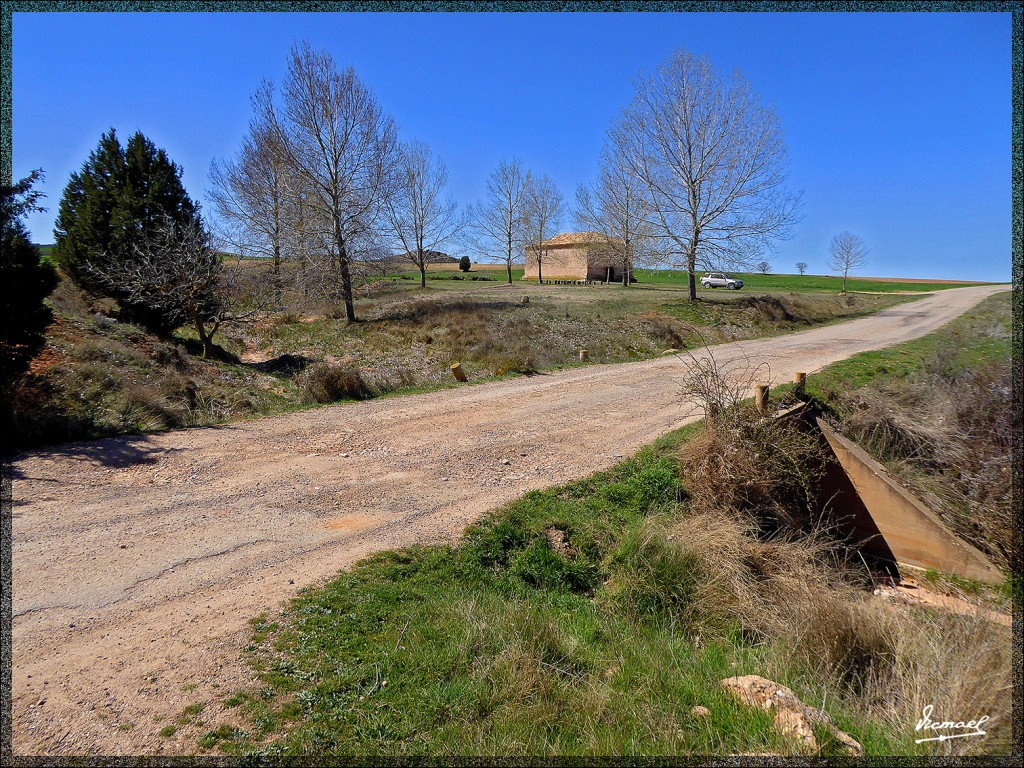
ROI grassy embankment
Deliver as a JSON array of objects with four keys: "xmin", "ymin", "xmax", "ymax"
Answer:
[
  {"xmin": 10, "ymin": 263, "xmax": 927, "ymax": 451},
  {"xmin": 194, "ymin": 292, "xmax": 1013, "ymax": 758}
]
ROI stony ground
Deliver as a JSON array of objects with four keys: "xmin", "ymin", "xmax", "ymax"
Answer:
[{"xmin": 10, "ymin": 284, "xmax": 1008, "ymax": 756}]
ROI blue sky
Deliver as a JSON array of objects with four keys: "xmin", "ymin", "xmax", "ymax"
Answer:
[{"xmin": 11, "ymin": 10, "xmax": 1013, "ymax": 280}]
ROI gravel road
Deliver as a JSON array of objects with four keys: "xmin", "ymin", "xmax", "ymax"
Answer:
[{"xmin": 9, "ymin": 284, "xmax": 1008, "ymax": 756}]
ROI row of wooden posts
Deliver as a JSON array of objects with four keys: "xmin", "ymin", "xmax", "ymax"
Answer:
[{"xmin": 756, "ymin": 371, "xmax": 807, "ymax": 413}]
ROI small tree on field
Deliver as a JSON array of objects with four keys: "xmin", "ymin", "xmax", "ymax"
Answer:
[
  {"xmin": 575, "ymin": 129, "xmax": 661, "ymax": 286},
  {"xmin": 386, "ymin": 140, "xmax": 466, "ymax": 289},
  {"xmin": 757, "ymin": 260, "xmax": 772, "ymax": 275},
  {"xmin": 827, "ymin": 231, "xmax": 869, "ymax": 293},
  {"xmin": 473, "ymin": 158, "xmax": 529, "ymax": 285},
  {"xmin": 257, "ymin": 41, "xmax": 400, "ymax": 321},
  {"xmin": 617, "ymin": 48, "xmax": 801, "ymax": 301},
  {"xmin": 796, "ymin": 261, "xmax": 807, "ymax": 275},
  {"xmin": 209, "ymin": 97, "xmax": 292, "ymax": 308},
  {"xmin": 522, "ymin": 173, "xmax": 565, "ymax": 285},
  {"xmin": 458, "ymin": 255, "xmax": 471, "ymax": 272}
]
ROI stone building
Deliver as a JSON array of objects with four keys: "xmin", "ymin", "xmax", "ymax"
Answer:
[{"xmin": 523, "ymin": 232, "xmax": 632, "ymax": 282}]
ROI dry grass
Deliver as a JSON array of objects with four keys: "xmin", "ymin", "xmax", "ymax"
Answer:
[
  {"xmin": 298, "ymin": 363, "xmax": 375, "ymax": 403},
  {"xmin": 837, "ymin": 356, "xmax": 1013, "ymax": 572},
  {"xmin": 662, "ymin": 368, "xmax": 1013, "ymax": 755},
  {"xmin": 679, "ymin": 413, "xmax": 826, "ymax": 532}
]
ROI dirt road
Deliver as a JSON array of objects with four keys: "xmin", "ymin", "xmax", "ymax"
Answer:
[{"xmin": 9, "ymin": 284, "xmax": 1009, "ymax": 756}]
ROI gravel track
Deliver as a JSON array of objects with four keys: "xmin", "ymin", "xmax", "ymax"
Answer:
[{"xmin": 9, "ymin": 284, "xmax": 1008, "ymax": 756}]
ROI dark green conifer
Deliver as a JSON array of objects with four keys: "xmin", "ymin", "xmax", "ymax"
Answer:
[
  {"xmin": 52, "ymin": 129, "xmax": 202, "ymax": 334},
  {"xmin": 1, "ymin": 169, "xmax": 58, "ymax": 450}
]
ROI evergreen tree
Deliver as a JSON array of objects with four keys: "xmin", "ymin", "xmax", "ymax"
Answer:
[
  {"xmin": 53, "ymin": 129, "xmax": 125, "ymax": 289},
  {"xmin": 2, "ymin": 169, "xmax": 58, "ymax": 450},
  {"xmin": 53, "ymin": 129, "xmax": 202, "ymax": 334}
]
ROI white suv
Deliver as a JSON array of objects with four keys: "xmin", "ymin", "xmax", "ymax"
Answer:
[{"xmin": 700, "ymin": 272, "xmax": 744, "ymax": 290}]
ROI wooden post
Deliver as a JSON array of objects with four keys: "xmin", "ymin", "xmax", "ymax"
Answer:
[
  {"xmin": 793, "ymin": 371, "xmax": 806, "ymax": 396},
  {"xmin": 450, "ymin": 362, "xmax": 468, "ymax": 382},
  {"xmin": 580, "ymin": 349, "xmax": 589, "ymax": 362},
  {"xmin": 755, "ymin": 384, "xmax": 769, "ymax": 414}
]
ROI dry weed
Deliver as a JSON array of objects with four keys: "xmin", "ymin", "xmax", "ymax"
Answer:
[{"xmin": 838, "ymin": 357, "xmax": 1013, "ymax": 571}]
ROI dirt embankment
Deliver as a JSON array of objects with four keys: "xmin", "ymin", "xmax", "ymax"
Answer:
[{"xmin": 10, "ymin": 284, "xmax": 1009, "ymax": 756}]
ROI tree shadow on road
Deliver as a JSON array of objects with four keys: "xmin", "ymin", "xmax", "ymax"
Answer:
[{"xmin": 10, "ymin": 433, "xmax": 183, "ymax": 472}]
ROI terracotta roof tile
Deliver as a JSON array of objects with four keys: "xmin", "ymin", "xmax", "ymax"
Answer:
[{"xmin": 541, "ymin": 231, "xmax": 613, "ymax": 247}]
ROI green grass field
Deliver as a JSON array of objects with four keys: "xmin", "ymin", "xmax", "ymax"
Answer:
[
  {"xmin": 385, "ymin": 263, "xmax": 997, "ymax": 294},
  {"xmin": 632, "ymin": 269, "xmax": 996, "ymax": 293},
  {"xmin": 805, "ymin": 291, "xmax": 1012, "ymax": 397}
]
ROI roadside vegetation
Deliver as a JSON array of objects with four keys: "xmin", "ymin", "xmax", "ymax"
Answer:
[
  {"xmin": 8, "ymin": 262, "xmax": 922, "ymax": 452},
  {"xmin": 200, "ymin": 291, "xmax": 1012, "ymax": 759},
  {"xmin": 806, "ymin": 291, "xmax": 1016, "ymax": 576}
]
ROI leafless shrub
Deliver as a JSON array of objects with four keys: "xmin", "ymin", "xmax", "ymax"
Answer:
[
  {"xmin": 736, "ymin": 295, "xmax": 794, "ymax": 324},
  {"xmin": 678, "ymin": 410, "xmax": 826, "ymax": 532},
  {"xmin": 376, "ymin": 366, "xmax": 417, "ymax": 391},
  {"xmin": 270, "ymin": 310, "xmax": 302, "ymax": 327},
  {"xmin": 635, "ymin": 311, "xmax": 690, "ymax": 348},
  {"xmin": 150, "ymin": 341, "xmax": 191, "ymax": 371},
  {"xmin": 676, "ymin": 328, "xmax": 773, "ymax": 421}
]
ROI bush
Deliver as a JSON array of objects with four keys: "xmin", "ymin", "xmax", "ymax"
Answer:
[
  {"xmin": 459, "ymin": 255, "xmax": 472, "ymax": 272},
  {"xmin": 635, "ymin": 311, "xmax": 691, "ymax": 348},
  {"xmin": 299, "ymin": 363, "xmax": 374, "ymax": 403},
  {"xmin": 678, "ymin": 408, "xmax": 826, "ymax": 532}
]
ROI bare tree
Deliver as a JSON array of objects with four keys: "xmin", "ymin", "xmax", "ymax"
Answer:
[
  {"xmin": 522, "ymin": 173, "xmax": 566, "ymax": 285},
  {"xmin": 617, "ymin": 48, "xmax": 801, "ymax": 301},
  {"xmin": 386, "ymin": 140, "xmax": 466, "ymax": 289},
  {"xmin": 257, "ymin": 40, "xmax": 399, "ymax": 322},
  {"xmin": 757, "ymin": 260, "xmax": 772, "ymax": 275},
  {"xmin": 209, "ymin": 90, "xmax": 290, "ymax": 307},
  {"xmin": 473, "ymin": 158, "xmax": 530, "ymax": 285},
  {"xmin": 827, "ymin": 231, "xmax": 869, "ymax": 292},
  {"xmin": 575, "ymin": 131, "xmax": 662, "ymax": 286},
  {"xmin": 89, "ymin": 218, "xmax": 227, "ymax": 358},
  {"xmin": 796, "ymin": 261, "xmax": 808, "ymax": 276}
]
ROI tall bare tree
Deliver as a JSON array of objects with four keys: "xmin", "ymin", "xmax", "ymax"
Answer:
[
  {"xmin": 796, "ymin": 261, "xmax": 808, "ymax": 275},
  {"xmin": 257, "ymin": 40, "xmax": 399, "ymax": 321},
  {"xmin": 618, "ymin": 48, "xmax": 801, "ymax": 300},
  {"xmin": 386, "ymin": 140, "xmax": 466, "ymax": 288},
  {"xmin": 209, "ymin": 89, "xmax": 290, "ymax": 307},
  {"xmin": 828, "ymin": 231, "xmax": 869, "ymax": 292},
  {"xmin": 522, "ymin": 173, "xmax": 566, "ymax": 285},
  {"xmin": 473, "ymin": 158, "xmax": 529, "ymax": 285},
  {"xmin": 575, "ymin": 132, "xmax": 661, "ymax": 286}
]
